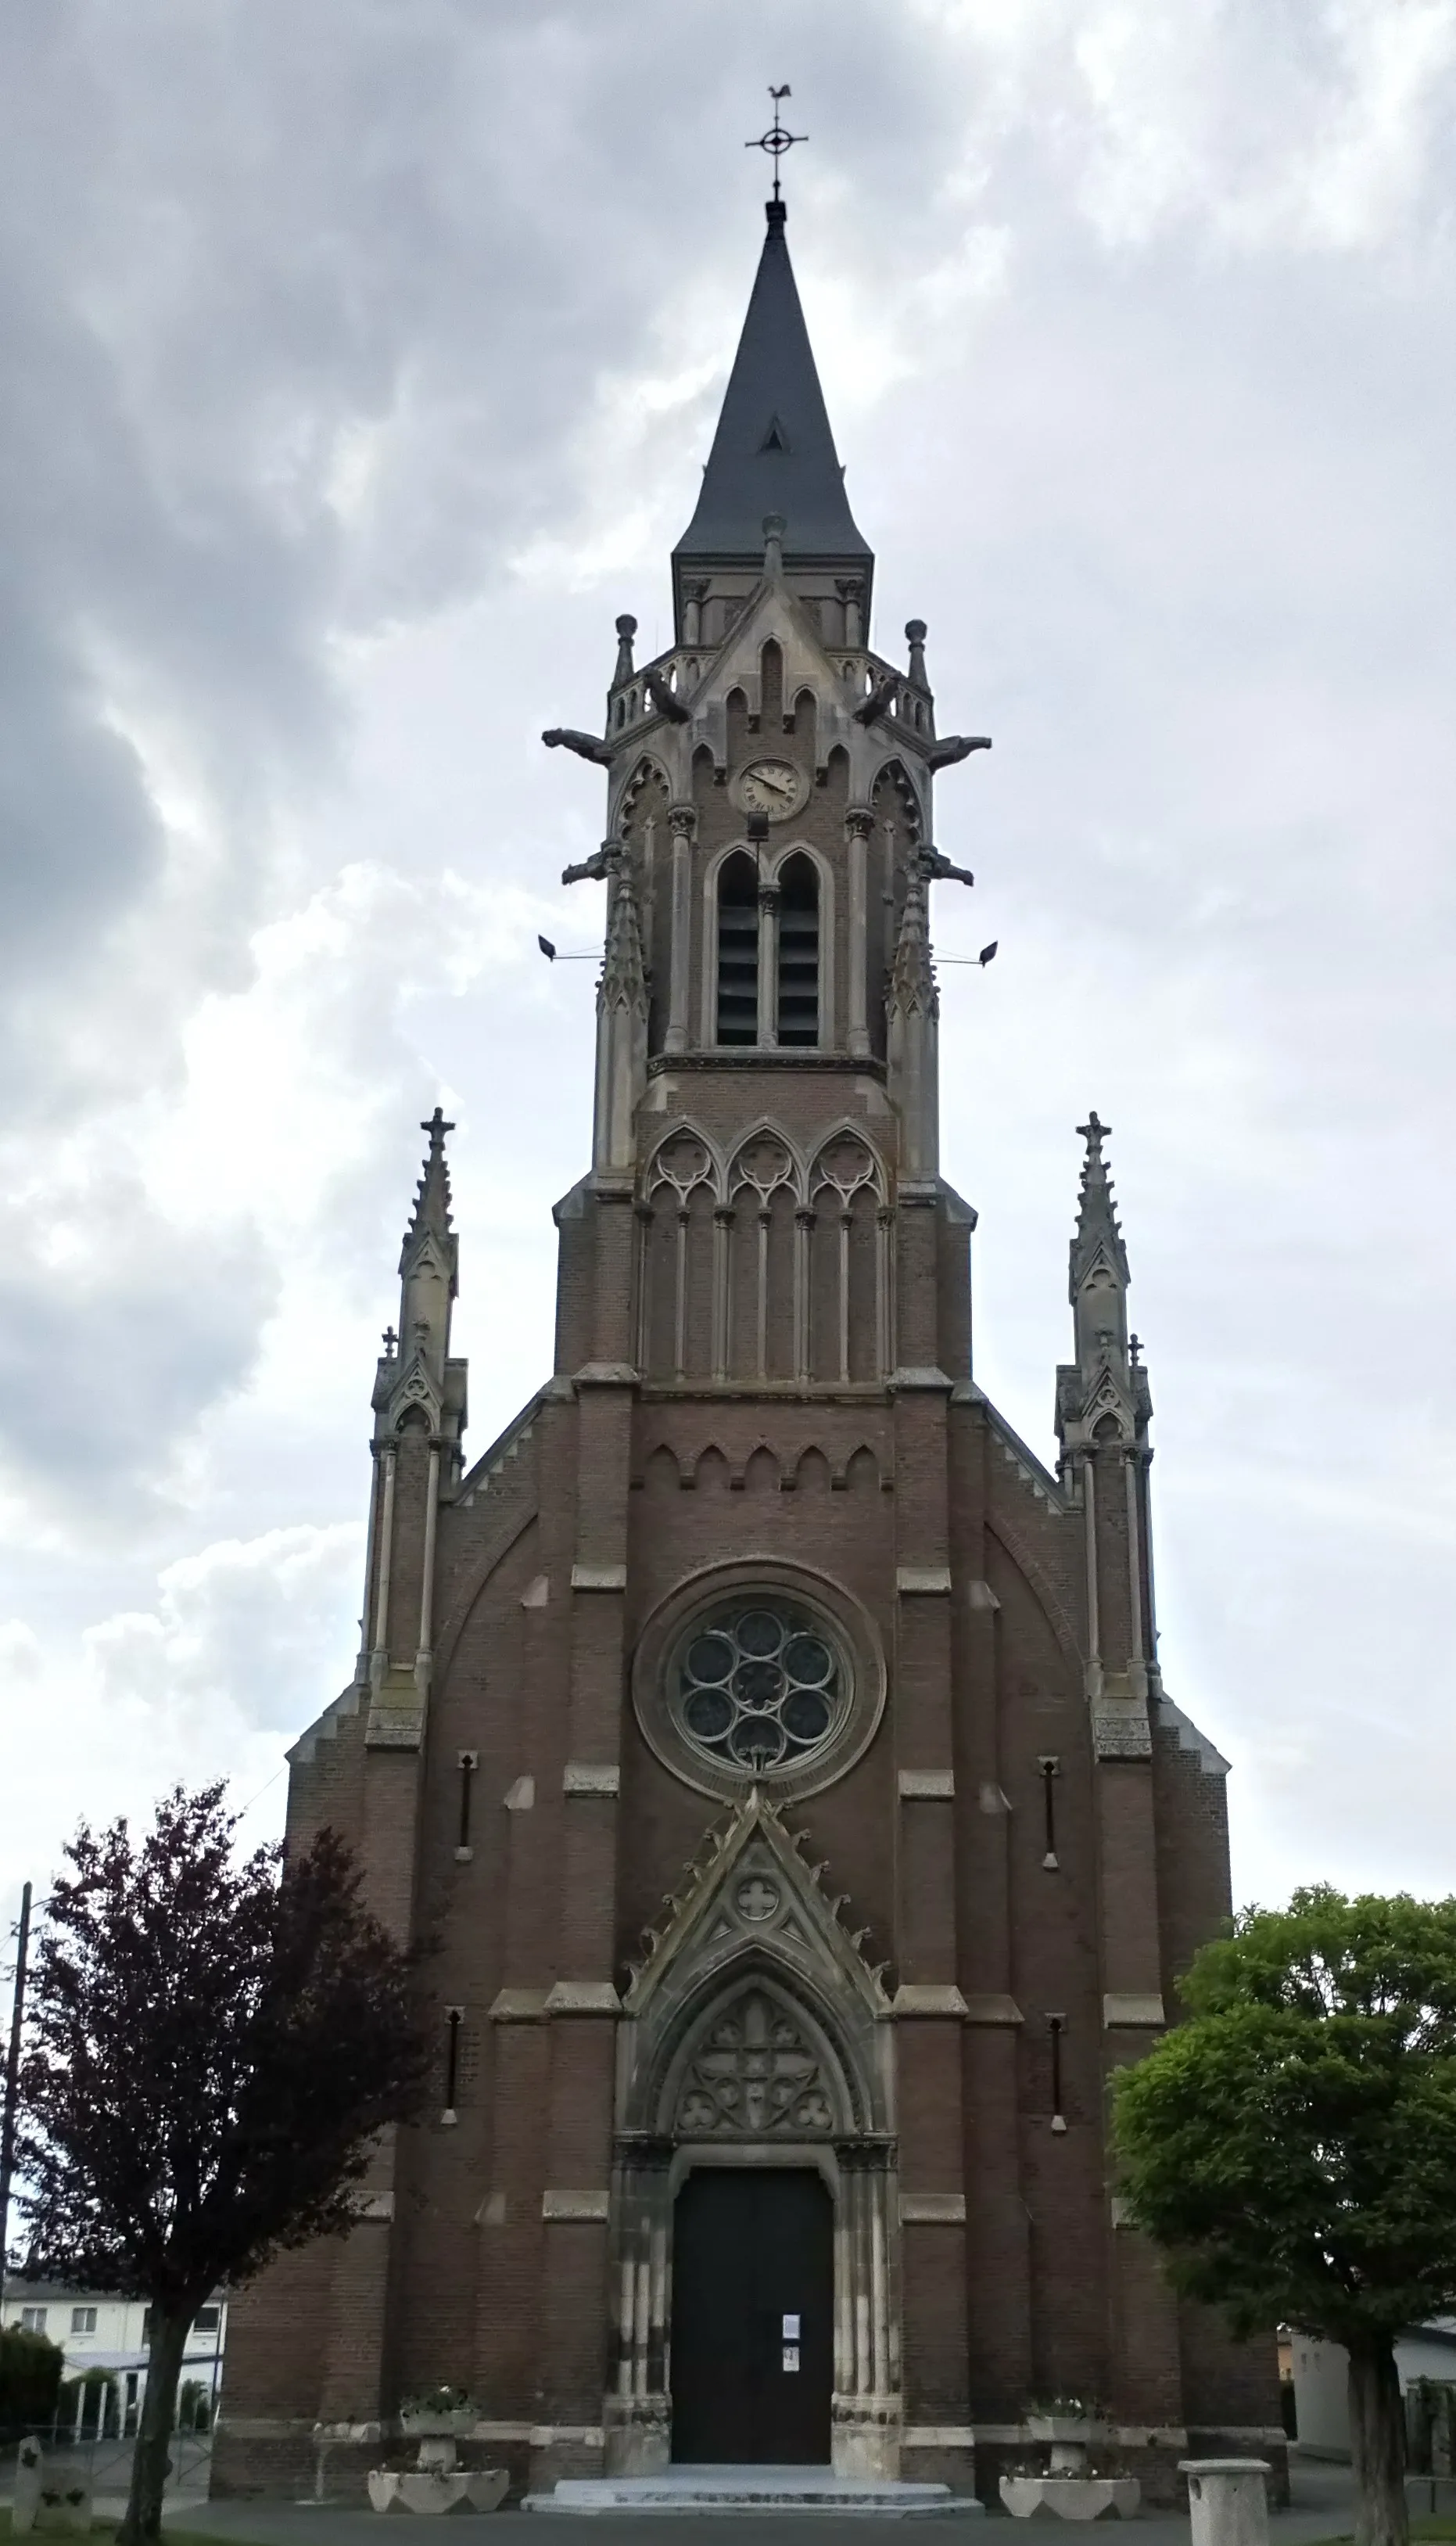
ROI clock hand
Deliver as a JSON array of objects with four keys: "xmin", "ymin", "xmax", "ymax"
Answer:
[{"xmin": 758, "ymin": 773, "xmax": 794, "ymax": 800}]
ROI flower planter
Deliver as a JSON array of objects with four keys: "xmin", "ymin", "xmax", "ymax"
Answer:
[
  {"xmin": 1026, "ymin": 2419, "xmax": 1113, "ymax": 2476},
  {"xmin": 368, "ymin": 2468, "xmax": 508, "ymax": 2515},
  {"xmin": 1000, "ymin": 2476, "xmax": 1141, "ymax": 2522}
]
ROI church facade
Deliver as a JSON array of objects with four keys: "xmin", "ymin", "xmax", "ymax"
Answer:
[{"xmin": 216, "ymin": 199, "xmax": 1279, "ymax": 2507}]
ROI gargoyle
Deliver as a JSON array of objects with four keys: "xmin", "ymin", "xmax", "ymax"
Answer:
[
  {"xmin": 561, "ymin": 842, "xmax": 621, "ymax": 887},
  {"xmin": 645, "ymin": 668, "xmax": 690, "ymax": 724},
  {"xmin": 920, "ymin": 847, "xmax": 975, "ymax": 889},
  {"xmin": 926, "ymin": 734, "xmax": 992, "ymax": 771},
  {"xmin": 542, "ymin": 727, "xmax": 614, "ymax": 765},
  {"xmin": 852, "ymin": 675, "xmax": 901, "ymax": 727}
]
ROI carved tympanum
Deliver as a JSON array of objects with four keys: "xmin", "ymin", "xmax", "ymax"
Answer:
[{"xmin": 674, "ymin": 1988, "xmax": 835, "ymax": 2138}]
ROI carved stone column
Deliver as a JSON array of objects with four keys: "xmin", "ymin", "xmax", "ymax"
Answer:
[
  {"xmin": 665, "ymin": 806, "xmax": 695, "ymax": 1054},
  {"xmin": 845, "ymin": 807, "xmax": 873, "ymax": 1059},
  {"xmin": 604, "ymin": 2138, "xmax": 673, "ymax": 2476},
  {"xmin": 832, "ymin": 2139, "xmax": 902, "ymax": 2480}
]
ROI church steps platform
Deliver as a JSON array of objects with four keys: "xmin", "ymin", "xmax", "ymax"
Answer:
[{"xmin": 523, "ymin": 2465, "xmax": 981, "ymax": 2516}]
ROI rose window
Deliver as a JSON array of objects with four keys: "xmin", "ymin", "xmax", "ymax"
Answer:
[{"xmin": 671, "ymin": 1600, "xmax": 849, "ymax": 1777}]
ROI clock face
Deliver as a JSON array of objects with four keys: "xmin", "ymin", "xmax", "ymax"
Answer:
[{"xmin": 735, "ymin": 758, "xmax": 806, "ymax": 821}]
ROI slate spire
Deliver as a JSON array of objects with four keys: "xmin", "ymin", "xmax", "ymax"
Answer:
[{"xmin": 673, "ymin": 202, "xmax": 872, "ymax": 612}]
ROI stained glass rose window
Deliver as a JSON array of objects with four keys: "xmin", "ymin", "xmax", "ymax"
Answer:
[{"xmin": 670, "ymin": 1600, "xmax": 849, "ymax": 1777}]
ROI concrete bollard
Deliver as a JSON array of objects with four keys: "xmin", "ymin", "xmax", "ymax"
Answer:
[{"xmin": 1180, "ymin": 2459, "xmax": 1271, "ymax": 2546}]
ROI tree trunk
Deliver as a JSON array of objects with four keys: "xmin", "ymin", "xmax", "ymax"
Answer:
[
  {"xmin": 1347, "ymin": 2329, "xmax": 1409, "ymax": 2546},
  {"xmin": 118, "ymin": 2303, "xmax": 189, "ymax": 2546}
]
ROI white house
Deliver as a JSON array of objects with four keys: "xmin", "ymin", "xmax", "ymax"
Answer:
[
  {"xmin": 1292, "ymin": 2325, "xmax": 1456, "ymax": 2459},
  {"xmin": 2, "ymin": 2281, "xmax": 228, "ymax": 2436}
]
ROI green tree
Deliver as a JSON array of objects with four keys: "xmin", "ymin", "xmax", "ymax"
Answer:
[
  {"xmin": 0, "ymin": 2324, "xmax": 64, "ymax": 2429},
  {"xmin": 1112, "ymin": 1887, "xmax": 1456, "ymax": 2546},
  {"xmin": 16, "ymin": 1786, "xmax": 433, "ymax": 2546}
]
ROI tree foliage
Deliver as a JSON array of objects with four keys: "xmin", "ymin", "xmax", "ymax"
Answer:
[
  {"xmin": 0, "ymin": 2325, "xmax": 64, "ymax": 2429},
  {"xmin": 1113, "ymin": 1886, "xmax": 1456, "ymax": 2338},
  {"xmin": 1113, "ymin": 1886, "xmax": 1456, "ymax": 2546},
  {"xmin": 16, "ymin": 1784, "xmax": 433, "ymax": 2540}
]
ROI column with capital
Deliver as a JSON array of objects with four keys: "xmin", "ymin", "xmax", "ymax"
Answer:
[{"xmin": 664, "ymin": 805, "xmax": 695, "ymax": 1053}]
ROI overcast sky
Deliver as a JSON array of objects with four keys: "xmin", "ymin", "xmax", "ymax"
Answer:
[{"xmin": 2, "ymin": 0, "xmax": 1454, "ymax": 1948}]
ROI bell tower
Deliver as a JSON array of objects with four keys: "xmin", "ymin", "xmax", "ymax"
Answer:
[{"xmin": 545, "ymin": 192, "xmax": 993, "ymax": 1408}]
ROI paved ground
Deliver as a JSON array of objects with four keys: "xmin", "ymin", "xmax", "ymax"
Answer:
[{"xmin": 158, "ymin": 2454, "xmax": 1358, "ymax": 2544}]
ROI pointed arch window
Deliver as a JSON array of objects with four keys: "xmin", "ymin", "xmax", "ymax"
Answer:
[
  {"xmin": 776, "ymin": 853, "xmax": 819, "ymax": 1047},
  {"xmin": 715, "ymin": 852, "xmax": 760, "ymax": 1045}
]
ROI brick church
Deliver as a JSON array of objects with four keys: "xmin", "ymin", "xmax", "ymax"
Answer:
[{"xmin": 217, "ymin": 194, "xmax": 1278, "ymax": 2506}]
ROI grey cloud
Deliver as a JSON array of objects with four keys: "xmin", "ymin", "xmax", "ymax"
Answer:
[
  {"xmin": 0, "ymin": 1195, "xmax": 271, "ymax": 1518},
  {"xmin": 0, "ymin": 0, "xmax": 1454, "ymax": 1906}
]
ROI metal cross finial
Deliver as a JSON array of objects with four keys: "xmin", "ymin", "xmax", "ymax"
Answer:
[
  {"xmin": 382, "ymin": 1327, "xmax": 398, "ymax": 1357},
  {"xmin": 747, "ymin": 84, "xmax": 807, "ymax": 202}
]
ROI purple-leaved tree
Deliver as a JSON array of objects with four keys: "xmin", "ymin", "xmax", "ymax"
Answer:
[{"xmin": 16, "ymin": 1785, "xmax": 432, "ymax": 2544}]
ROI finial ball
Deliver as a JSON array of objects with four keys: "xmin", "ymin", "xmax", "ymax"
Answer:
[
  {"xmin": 906, "ymin": 618, "xmax": 927, "ymax": 642},
  {"xmin": 615, "ymin": 613, "xmax": 638, "ymax": 638}
]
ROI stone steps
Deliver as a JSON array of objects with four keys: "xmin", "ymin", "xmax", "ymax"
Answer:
[{"xmin": 523, "ymin": 2465, "xmax": 982, "ymax": 2516}]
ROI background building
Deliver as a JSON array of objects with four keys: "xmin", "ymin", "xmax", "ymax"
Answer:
[
  {"xmin": 2, "ymin": 2280, "xmax": 227, "ymax": 2435},
  {"xmin": 215, "ymin": 194, "xmax": 1279, "ymax": 2507},
  {"xmin": 1292, "ymin": 2325, "xmax": 1456, "ymax": 2465}
]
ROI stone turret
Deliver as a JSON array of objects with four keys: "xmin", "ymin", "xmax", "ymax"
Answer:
[
  {"xmin": 1056, "ymin": 1111, "xmax": 1150, "ymax": 1458},
  {"xmin": 363, "ymin": 1110, "xmax": 468, "ymax": 1729},
  {"xmin": 1055, "ymin": 1112, "xmax": 1156, "ymax": 1729}
]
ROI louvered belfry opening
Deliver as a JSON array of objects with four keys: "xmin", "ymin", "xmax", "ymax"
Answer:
[
  {"xmin": 716, "ymin": 851, "xmax": 760, "ymax": 1045},
  {"xmin": 776, "ymin": 853, "xmax": 819, "ymax": 1047}
]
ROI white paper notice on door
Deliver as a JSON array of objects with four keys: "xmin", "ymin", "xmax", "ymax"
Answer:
[
  {"xmin": 782, "ymin": 2314, "xmax": 801, "ymax": 2339},
  {"xmin": 782, "ymin": 2345, "xmax": 800, "ymax": 2372}
]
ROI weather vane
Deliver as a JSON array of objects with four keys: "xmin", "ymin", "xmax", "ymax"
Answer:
[{"xmin": 746, "ymin": 84, "xmax": 806, "ymax": 202}]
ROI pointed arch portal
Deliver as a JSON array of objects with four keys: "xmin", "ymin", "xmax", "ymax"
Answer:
[{"xmin": 604, "ymin": 1794, "xmax": 902, "ymax": 2480}]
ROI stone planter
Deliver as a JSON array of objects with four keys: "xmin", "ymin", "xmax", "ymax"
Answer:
[
  {"xmin": 368, "ymin": 2468, "xmax": 508, "ymax": 2515},
  {"xmin": 1001, "ymin": 2476, "xmax": 1142, "ymax": 2522},
  {"xmin": 1023, "ymin": 2419, "xmax": 1107, "ymax": 2478}
]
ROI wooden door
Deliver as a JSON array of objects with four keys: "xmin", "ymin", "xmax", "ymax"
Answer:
[{"xmin": 670, "ymin": 2167, "xmax": 834, "ymax": 2465}]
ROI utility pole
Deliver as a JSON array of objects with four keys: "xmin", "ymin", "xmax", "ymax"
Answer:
[{"xmin": 0, "ymin": 1880, "xmax": 34, "ymax": 2320}]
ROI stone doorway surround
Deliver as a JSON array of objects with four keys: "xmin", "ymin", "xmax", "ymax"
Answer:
[{"xmin": 604, "ymin": 1790, "xmax": 902, "ymax": 2481}]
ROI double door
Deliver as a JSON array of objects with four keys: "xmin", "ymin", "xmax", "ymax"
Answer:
[{"xmin": 670, "ymin": 2167, "xmax": 833, "ymax": 2465}]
